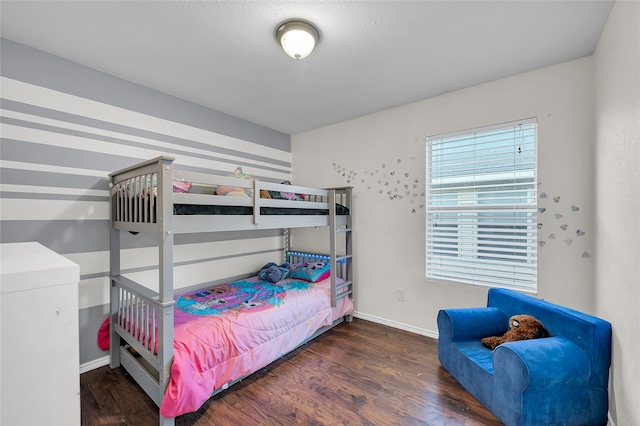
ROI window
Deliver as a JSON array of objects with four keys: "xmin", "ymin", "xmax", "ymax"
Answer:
[{"xmin": 425, "ymin": 118, "xmax": 537, "ymax": 291}]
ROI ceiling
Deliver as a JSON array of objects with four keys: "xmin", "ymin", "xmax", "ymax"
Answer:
[{"xmin": 0, "ymin": 1, "xmax": 614, "ymax": 135}]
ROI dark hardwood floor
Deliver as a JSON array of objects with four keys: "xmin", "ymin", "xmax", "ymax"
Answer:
[{"xmin": 81, "ymin": 318, "xmax": 501, "ymax": 425}]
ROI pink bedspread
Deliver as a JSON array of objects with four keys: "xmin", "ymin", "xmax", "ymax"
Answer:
[{"xmin": 160, "ymin": 276, "xmax": 353, "ymax": 418}]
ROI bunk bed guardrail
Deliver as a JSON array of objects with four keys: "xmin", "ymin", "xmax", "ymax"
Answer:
[{"xmin": 109, "ymin": 155, "xmax": 351, "ymax": 234}]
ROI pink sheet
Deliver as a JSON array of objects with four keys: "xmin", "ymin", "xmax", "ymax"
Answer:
[{"xmin": 160, "ymin": 276, "xmax": 353, "ymax": 418}]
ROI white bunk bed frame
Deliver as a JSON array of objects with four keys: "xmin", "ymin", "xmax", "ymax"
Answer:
[{"xmin": 108, "ymin": 156, "xmax": 353, "ymax": 425}]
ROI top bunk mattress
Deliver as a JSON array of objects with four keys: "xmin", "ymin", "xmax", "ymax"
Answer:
[{"xmin": 172, "ymin": 202, "xmax": 350, "ymax": 216}]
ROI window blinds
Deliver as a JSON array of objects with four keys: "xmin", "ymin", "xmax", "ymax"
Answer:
[{"xmin": 425, "ymin": 118, "xmax": 538, "ymax": 291}]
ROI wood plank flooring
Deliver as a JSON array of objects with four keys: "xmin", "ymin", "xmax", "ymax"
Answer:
[{"xmin": 81, "ymin": 318, "xmax": 502, "ymax": 425}]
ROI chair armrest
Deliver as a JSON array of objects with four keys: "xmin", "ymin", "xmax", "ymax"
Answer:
[
  {"xmin": 493, "ymin": 336, "xmax": 591, "ymax": 392},
  {"xmin": 437, "ymin": 307, "xmax": 507, "ymax": 342}
]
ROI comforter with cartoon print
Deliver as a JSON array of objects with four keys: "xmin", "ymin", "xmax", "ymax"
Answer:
[{"xmin": 160, "ymin": 275, "xmax": 353, "ymax": 418}]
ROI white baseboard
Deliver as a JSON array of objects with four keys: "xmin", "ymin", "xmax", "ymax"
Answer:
[
  {"xmin": 80, "ymin": 355, "xmax": 109, "ymax": 374},
  {"xmin": 353, "ymin": 311, "xmax": 439, "ymax": 339}
]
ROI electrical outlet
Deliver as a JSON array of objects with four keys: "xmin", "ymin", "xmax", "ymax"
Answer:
[{"xmin": 397, "ymin": 289, "xmax": 406, "ymax": 302}]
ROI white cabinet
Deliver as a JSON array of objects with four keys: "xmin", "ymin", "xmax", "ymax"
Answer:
[{"xmin": 0, "ymin": 242, "xmax": 80, "ymax": 426}]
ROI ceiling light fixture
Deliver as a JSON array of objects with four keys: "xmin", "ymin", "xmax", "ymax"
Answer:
[{"xmin": 275, "ymin": 20, "xmax": 320, "ymax": 60}]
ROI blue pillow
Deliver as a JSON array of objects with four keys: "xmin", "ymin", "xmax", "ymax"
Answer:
[{"xmin": 288, "ymin": 261, "xmax": 330, "ymax": 283}]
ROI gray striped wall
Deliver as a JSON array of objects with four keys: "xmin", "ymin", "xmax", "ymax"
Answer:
[{"xmin": 0, "ymin": 38, "xmax": 292, "ymax": 369}]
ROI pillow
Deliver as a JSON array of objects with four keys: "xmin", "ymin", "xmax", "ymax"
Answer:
[
  {"xmin": 97, "ymin": 317, "xmax": 110, "ymax": 351},
  {"xmin": 288, "ymin": 261, "xmax": 330, "ymax": 283},
  {"xmin": 268, "ymin": 190, "xmax": 305, "ymax": 201},
  {"xmin": 217, "ymin": 166, "xmax": 253, "ymax": 197},
  {"xmin": 173, "ymin": 180, "xmax": 192, "ymax": 193},
  {"xmin": 268, "ymin": 180, "xmax": 305, "ymax": 201}
]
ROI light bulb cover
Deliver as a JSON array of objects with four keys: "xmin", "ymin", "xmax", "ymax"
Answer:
[{"xmin": 276, "ymin": 20, "xmax": 320, "ymax": 60}]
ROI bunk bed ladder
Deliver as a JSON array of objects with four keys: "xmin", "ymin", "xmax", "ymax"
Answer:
[{"xmin": 329, "ymin": 187, "xmax": 353, "ymax": 309}]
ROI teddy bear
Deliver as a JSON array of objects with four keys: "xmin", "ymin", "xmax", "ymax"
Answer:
[{"xmin": 481, "ymin": 314, "xmax": 550, "ymax": 350}]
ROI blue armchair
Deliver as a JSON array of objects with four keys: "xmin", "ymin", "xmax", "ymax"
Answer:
[{"xmin": 437, "ymin": 288, "xmax": 612, "ymax": 426}]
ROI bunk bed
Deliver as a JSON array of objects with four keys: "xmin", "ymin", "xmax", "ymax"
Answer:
[{"xmin": 108, "ymin": 156, "xmax": 354, "ymax": 425}]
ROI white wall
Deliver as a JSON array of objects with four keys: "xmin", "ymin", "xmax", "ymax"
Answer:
[
  {"xmin": 292, "ymin": 56, "xmax": 597, "ymax": 336},
  {"xmin": 594, "ymin": 1, "xmax": 640, "ymax": 425}
]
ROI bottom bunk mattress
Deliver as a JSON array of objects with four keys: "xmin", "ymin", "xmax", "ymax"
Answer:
[{"xmin": 143, "ymin": 275, "xmax": 352, "ymax": 418}]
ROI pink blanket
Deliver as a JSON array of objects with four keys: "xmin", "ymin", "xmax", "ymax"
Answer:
[{"xmin": 160, "ymin": 275, "xmax": 353, "ymax": 418}]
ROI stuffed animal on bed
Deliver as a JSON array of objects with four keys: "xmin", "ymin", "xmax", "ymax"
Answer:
[
  {"xmin": 481, "ymin": 314, "xmax": 550, "ymax": 350},
  {"xmin": 217, "ymin": 166, "xmax": 254, "ymax": 197},
  {"xmin": 258, "ymin": 262, "xmax": 291, "ymax": 283}
]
